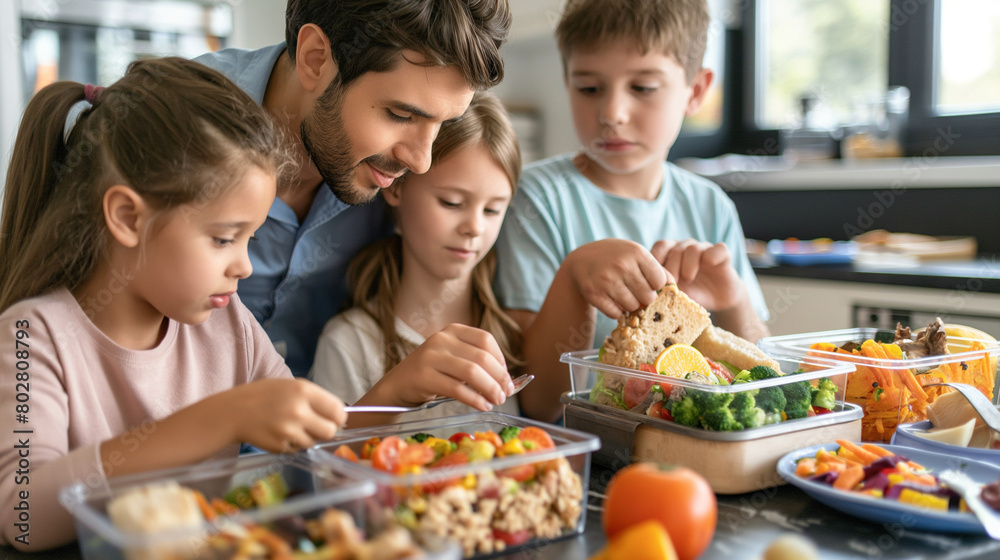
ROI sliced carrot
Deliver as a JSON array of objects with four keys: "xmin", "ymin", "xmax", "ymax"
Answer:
[
  {"xmin": 861, "ymin": 444, "xmax": 894, "ymax": 458},
  {"xmin": 872, "ymin": 343, "xmax": 928, "ymax": 401},
  {"xmin": 796, "ymin": 458, "xmax": 818, "ymax": 477},
  {"xmin": 816, "ymin": 461, "xmax": 848, "ymax": 476},
  {"xmin": 194, "ymin": 491, "xmax": 217, "ymax": 521},
  {"xmin": 833, "ymin": 464, "xmax": 865, "ymax": 491},
  {"xmin": 836, "ymin": 439, "xmax": 880, "ymax": 465}
]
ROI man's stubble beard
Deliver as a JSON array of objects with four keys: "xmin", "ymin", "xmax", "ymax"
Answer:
[{"xmin": 300, "ymin": 79, "xmax": 379, "ymax": 206}]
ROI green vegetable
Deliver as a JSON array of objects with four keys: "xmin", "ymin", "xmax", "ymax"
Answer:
[
  {"xmin": 812, "ymin": 377, "xmax": 838, "ymax": 410},
  {"xmin": 874, "ymin": 331, "xmax": 895, "ymax": 344},
  {"xmin": 499, "ymin": 425, "xmax": 522, "ymax": 443},
  {"xmin": 224, "ymin": 486, "xmax": 254, "ymax": 509},
  {"xmin": 729, "ymin": 390, "xmax": 765, "ymax": 429},
  {"xmin": 781, "ymin": 380, "xmax": 813, "ymax": 420},
  {"xmin": 702, "ymin": 406, "xmax": 743, "ymax": 431},
  {"xmin": 719, "ymin": 360, "xmax": 742, "ymax": 378},
  {"xmin": 689, "ymin": 388, "xmax": 734, "ymax": 411},
  {"xmin": 589, "ymin": 373, "xmax": 626, "ymax": 409},
  {"xmin": 873, "ymin": 387, "xmax": 885, "ymax": 402},
  {"xmin": 248, "ymin": 473, "xmax": 288, "ymax": 507},
  {"xmin": 395, "ymin": 505, "xmax": 418, "ymax": 529},
  {"xmin": 650, "ymin": 384, "xmax": 665, "ymax": 401},
  {"xmin": 669, "ymin": 396, "xmax": 702, "ymax": 427},
  {"xmin": 755, "ymin": 387, "xmax": 787, "ymax": 416},
  {"xmin": 733, "ymin": 366, "xmax": 786, "ymax": 416},
  {"xmin": 406, "ymin": 433, "xmax": 434, "ymax": 444},
  {"xmin": 748, "ymin": 365, "xmax": 781, "ymax": 380}
]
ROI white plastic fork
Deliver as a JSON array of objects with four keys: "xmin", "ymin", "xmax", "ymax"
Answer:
[
  {"xmin": 938, "ymin": 469, "xmax": 1000, "ymax": 540},
  {"xmin": 922, "ymin": 382, "xmax": 1000, "ymax": 434},
  {"xmin": 344, "ymin": 374, "xmax": 534, "ymax": 413}
]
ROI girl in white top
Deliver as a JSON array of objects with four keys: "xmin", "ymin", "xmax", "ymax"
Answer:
[
  {"xmin": 0, "ymin": 58, "xmax": 346, "ymax": 551},
  {"xmin": 311, "ymin": 92, "xmax": 523, "ymax": 423}
]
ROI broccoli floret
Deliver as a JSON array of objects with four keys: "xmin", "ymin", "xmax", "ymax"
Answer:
[
  {"xmin": 498, "ymin": 426, "xmax": 522, "ymax": 443},
  {"xmin": 748, "ymin": 365, "xmax": 781, "ymax": 380},
  {"xmin": 688, "ymin": 388, "xmax": 734, "ymax": 411},
  {"xmin": 702, "ymin": 406, "xmax": 743, "ymax": 431},
  {"xmin": 728, "ymin": 390, "xmax": 765, "ymax": 429},
  {"xmin": 755, "ymin": 387, "xmax": 787, "ymax": 415},
  {"xmin": 406, "ymin": 432, "xmax": 433, "ymax": 443},
  {"xmin": 669, "ymin": 396, "xmax": 701, "ymax": 427},
  {"xmin": 812, "ymin": 377, "xmax": 838, "ymax": 410},
  {"xmin": 782, "ymin": 380, "xmax": 813, "ymax": 420}
]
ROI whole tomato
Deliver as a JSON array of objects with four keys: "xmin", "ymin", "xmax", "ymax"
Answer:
[{"xmin": 603, "ymin": 463, "xmax": 716, "ymax": 560}]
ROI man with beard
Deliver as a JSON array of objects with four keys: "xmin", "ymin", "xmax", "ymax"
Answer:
[{"xmin": 196, "ymin": 0, "xmax": 519, "ymax": 419}]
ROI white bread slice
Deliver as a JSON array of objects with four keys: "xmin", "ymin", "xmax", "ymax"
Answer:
[
  {"xmin": 693, "ymin": 325, "xmax": 782, "ymax": 373},
  {"xmin": 601, "ymin": 285, "xmax": 711, "ymax": 369},
  {"xmin": 107, "ymin": 481, "xmax": 206, "ymax": 560}
]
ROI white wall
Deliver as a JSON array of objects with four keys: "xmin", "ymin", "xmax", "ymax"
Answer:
[
  {"xmin": 230, "ymin": 0, "xmax": 287, "ymax": 50},
  {"xmin": 494, "ymin": 35, "xmax": 579, "ymax": 160},
  {"xmin": 0, "ymin": 0, "xmax": 24, "ymax": 191}
]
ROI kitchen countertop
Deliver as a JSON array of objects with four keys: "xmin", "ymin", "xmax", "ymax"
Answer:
[
  {"xmin": 8, "ymin": 463, "xmax": 999, "ymax": 560},
  {"xmin": 752, "ymin": 257, "xmax": 1000, "ymax": 294}
]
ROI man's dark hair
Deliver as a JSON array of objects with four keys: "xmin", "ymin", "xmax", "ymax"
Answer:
[{"xmin": 286, "ymin": 0, "xmax": 510, "ymax": 90}]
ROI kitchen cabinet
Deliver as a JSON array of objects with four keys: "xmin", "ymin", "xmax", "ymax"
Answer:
[{"xmin": 757, "ymin": 275, "xmax": 1000, "ymax": 338}]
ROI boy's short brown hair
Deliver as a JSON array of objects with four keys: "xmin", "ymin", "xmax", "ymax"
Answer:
[{"xmin": 556, "ymin": 0, "xmax": 710, "ymax": 83}]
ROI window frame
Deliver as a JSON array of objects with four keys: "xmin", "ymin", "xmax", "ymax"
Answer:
[{"xmin": 734, "ymin": 0, "xmax": 1000, "ymax": 159}]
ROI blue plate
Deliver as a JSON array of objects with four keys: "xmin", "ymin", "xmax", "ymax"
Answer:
[
  {"xmin": 766, "ymin": 239, "xmax": 858, "ymax": 266},
  {"xmin": 777, "ymin": 442, "xmax": 1000, "ymax": 534}
]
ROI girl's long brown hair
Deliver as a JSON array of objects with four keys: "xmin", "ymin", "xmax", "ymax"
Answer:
[
  {"xmin": 0, "ymin": 57, "xmax": 294, "ymax": 313},
  {"xmin": 346, "ymin": 92, "xmax": 525, "ymax": 372}
]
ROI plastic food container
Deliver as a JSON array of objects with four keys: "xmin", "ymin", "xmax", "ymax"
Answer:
[
  {"xmin": 560, "ymin": 350, "xmax": 861, "ymax": 494},
  {"xmin": 760, "ymin": 328, "xmax": 1000, "ymax": 443},
  {"xmin": 60, "ymin": 452, "xmax": 458, "ymax": 560},
  {"xmin": 314, "ymin": 412, "xmax": 600, "ymax": 558}
]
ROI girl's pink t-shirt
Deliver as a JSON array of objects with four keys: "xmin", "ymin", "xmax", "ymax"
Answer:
[{"xmin": 0, "ymin": 288, "xmax": 290, "ymax": 549}]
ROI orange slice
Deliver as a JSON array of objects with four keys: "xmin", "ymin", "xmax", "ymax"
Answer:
[{"xmin": 653, "ymin": 344, "xmax": 712, "ymax": 380}]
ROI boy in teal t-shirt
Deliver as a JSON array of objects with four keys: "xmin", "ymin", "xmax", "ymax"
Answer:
[{"xmin": 496, "ymin": 0, "xmax": 770, "ymax": 422}]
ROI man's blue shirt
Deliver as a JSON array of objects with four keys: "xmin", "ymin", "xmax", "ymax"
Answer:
[{"xmin": 197, "ymin": 44, "xmax": 392, "ymax": 377}]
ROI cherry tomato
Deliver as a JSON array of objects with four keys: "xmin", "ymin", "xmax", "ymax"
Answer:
[
  {"xmin": 641, "ymin": 363, "xmax": 678, "ymax": 396},
  {"xmin": 624, "ymin": 377, "xmax": 655, "ymax": 409},
  {"xmin": 371, "ymin": 436, "xmax": 406, "ymax": 473},
  {"xmin": 604, "ymin": 463, "xmax": 716, "ymax": 560},
  {"xmin": 397, "ymin": 443, "xmax": 435, "ymax": 473},
  {"xmin": 497, "ymin": 463, "xmax": 536, "ymax": 482},
  {"xmin": 518, "ymin": 426, "xmax": 555, "ymax": 452},
  {"xmin": 811, "ymin": 406, "xmax": 833, "ymax": 415},
  {"xmin": 423, "ymin": 452, "xmax": 470, "ymax": 493},
  {"xmin": 332, "ymin": 445, "xmax": 359, "ymax": 462},
  {"xmin": 448, "ymin": 432, "xmax": 473, "ymax": 444},
  {"xmin": 648, "ymin": 401, "xmax": 672, "ymax": 421},
  {"xmin": 492, "ymin": 529, "xmax": 531, "ymax": 546},
  {"xmin": 360, "ymin": 437, "xmax": 380, "ymax": 460}
]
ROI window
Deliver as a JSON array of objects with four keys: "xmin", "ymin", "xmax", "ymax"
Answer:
[
  {"xmin": 754, "ymin": 0, "xmax": 888, "ymax": 130},
  {"xmin": 681, "ymin": 0, "xmax": 728, "ymax": 133},
  {"xmin": 742, "ymin": 0, "xmax": 1000, "ymax": 157},
  {"xmin": 937, "ymin": 0, "xmax": 1000, "ymax": 115}
]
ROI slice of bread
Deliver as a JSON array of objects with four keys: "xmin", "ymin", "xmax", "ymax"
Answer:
[
  {"xmin": 601, "ymin": 285, "xmax": 712, "ymax": 369},
  {"xmin": 108, "ymin": 481, "xmax": 206, "ymax": 560},
  {"xmin": 693, "ymin": 325, "xmax": 782, "ymax": 373}
]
